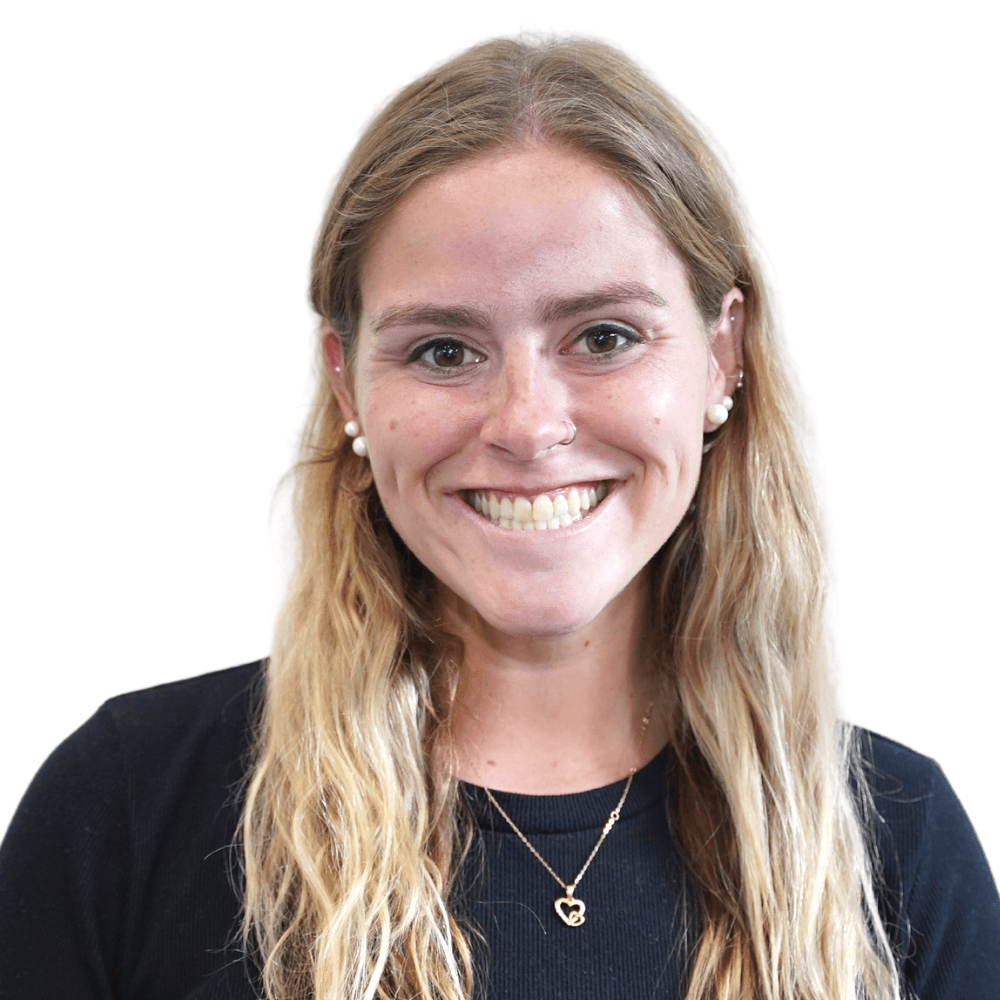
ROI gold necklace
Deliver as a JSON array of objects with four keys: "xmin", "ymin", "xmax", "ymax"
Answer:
[{"xmin": 480, "ymin": 705, "xmax": 652, "ymax": 928}]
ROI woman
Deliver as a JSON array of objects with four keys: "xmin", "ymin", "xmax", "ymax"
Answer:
[{"xmin": 1, "ymin": 36, "xmax": 997, "ymax": 1000}]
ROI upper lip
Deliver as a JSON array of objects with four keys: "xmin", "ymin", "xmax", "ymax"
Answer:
[
  {"xmin": 453, "ymin": 477, "xmax": 617, "ymax": 494},
  {"xmin": 454, "ymin": 476, "xmax": 617, "ymax": 498}
]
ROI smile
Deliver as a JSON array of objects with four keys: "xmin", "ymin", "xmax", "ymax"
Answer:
[{"xmin": 465, "ymin": 482, "xmax": 611, "ymax": 530}]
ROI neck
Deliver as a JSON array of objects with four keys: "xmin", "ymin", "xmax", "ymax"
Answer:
[{"xmin": 443, "ymin": 573, "xmax": 668, "ymax": 794}]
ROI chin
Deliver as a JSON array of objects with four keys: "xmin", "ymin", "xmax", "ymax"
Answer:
[
  {"xmin": 454, "ymin": 575, "xmax": 634, "ymax": 640},
  {"xmin": 481, "ymin": 606, "xmax": 595, "ymax": 639}
]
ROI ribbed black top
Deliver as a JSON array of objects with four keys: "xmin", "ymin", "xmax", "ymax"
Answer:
[
  {"xmin": 461, "ymin": 751, "xmax": 690, "ymax": 998},
  {"xmin": 1, "ymin": 660, "xmax": 998, "ymax": 998}
]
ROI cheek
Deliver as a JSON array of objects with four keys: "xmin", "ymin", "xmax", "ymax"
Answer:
[
  {"xmin": 362, "ymin": 388, "xmax": 467, "ymax": 500},
  {"xmin": 602, "ymin": 366, "xmax": 706, "ymax": 454}
]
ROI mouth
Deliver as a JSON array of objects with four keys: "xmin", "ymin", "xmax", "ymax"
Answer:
[{"xmin": 463, "ymin": 481, "xmax": 611, "ymax": 531}]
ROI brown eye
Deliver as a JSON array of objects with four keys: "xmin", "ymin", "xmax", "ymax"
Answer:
[
  {"xmin": 431, "ymin": 341, "xmax": 464, "ymax": 367},
  {"xmin": 578, "ymin": 323, "xmax": 638, "ymax": 355},
  {"xmin": 413, "ymin": 337, "xmax": 484, "ymax": 371},
  {"xmin": 586, "ymin": 328, "xmax": 619, "ymax": 353}
]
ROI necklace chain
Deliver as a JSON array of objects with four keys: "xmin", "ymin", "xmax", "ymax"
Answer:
[
  {"xmin": 480, "ymin": 704, "xmax": 652, "ymax": 927},
  {"xmin": 482, "ymin": 770, "xmax": 634, "ymax": 895}
]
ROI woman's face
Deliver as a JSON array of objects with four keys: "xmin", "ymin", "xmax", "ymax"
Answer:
[{"xmin": 329, "ymin": 144, "xmax": 736, "ymax": 638}]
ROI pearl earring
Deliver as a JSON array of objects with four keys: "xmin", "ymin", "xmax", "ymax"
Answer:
[
  {"xmin": 344, "ymin": 419, "xmax": 368, "ymax": 457},
  {"xmin": 707, "ymin": 403, "xmax": 729, "ymax": 426}
]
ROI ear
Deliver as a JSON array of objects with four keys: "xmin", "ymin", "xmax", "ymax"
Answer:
[
  {"xmin": 703, "ymin": 287, "xmax": 745, "ymax": 432},
  {"xmin": 320, "ymin": 320, "xmax": 358, "ymax": 424}
]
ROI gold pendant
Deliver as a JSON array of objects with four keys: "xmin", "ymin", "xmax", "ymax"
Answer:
[{"xmin": 554, "ymin": 894, "xmax": 586, "ymax": 926}]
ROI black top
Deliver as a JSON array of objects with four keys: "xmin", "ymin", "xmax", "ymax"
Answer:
[{"xmin": 1, "ymin": 661, "xmax": 998, "ymax": 998}]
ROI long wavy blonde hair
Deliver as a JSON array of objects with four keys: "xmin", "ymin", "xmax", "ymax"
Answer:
[{"xmin": 242, "ymin": 37, "xmax": 905, "ymax": 1000}]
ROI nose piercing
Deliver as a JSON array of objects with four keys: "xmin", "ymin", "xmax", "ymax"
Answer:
[{"xmin": 558, "ymin": 420, "xmax": 577, "ymax": 446}]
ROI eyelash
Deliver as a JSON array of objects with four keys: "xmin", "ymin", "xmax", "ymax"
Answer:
[
  {"xmin": 407, "ymin": 337, "xmax": 485, "ymax": 374},
  {"xmin": 565, "ymin": 322, "xmax": 643, "ymax": 359},
  {"xmin": 405, "ymin": 322, "xmax": 643, "ymax": 375}
]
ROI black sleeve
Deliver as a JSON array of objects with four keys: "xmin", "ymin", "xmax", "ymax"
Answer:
[
  {"xmin": 0, "ymin": 704, "xmax": 128, "ymax": 998},
  {"xmin": 901, "ymin": 761, "xmax": 1000, "ymax": 997}
]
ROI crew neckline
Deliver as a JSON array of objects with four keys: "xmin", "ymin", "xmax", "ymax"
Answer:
[{"xmin": 461, "ymin": 747, "xmax": 671, "ymax": 836}]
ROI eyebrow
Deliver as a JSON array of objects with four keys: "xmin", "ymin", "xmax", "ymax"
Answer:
[
  {"xmin": 370, "ymin": 303, "xmax": 494, "ymax": 335},
  {"xmin": 369, "ymin": 281, "xmax": 667, "ymax": 335},
  {"xmin": 538, "ymin": 282, "xmax": 668, "ymax": 323}
]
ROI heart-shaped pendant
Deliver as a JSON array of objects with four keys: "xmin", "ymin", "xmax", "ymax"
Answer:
[{"xmin": 554, "ymin": 894, "xmax": 586, "ymax": 927}]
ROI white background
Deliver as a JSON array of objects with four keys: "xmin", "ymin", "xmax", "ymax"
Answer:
[{"xmin": 2, "ymin": 0, "xmax": 997, "ymax": 881}]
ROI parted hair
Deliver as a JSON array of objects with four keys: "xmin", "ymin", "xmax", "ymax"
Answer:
[{"xmin": 241, "ymin": 36, "xmax": 905, "ymax": 999}]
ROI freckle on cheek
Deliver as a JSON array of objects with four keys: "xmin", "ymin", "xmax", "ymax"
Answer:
[
  {"xmin": 390, "ymin": 419, "xmax": 398, "ymax": 431},
  {"xmin": 654, "ymin": 418, "xmax": 661, "ymax": 425}
]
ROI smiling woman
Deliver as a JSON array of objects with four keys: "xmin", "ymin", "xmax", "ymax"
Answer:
[
  {"xmin": 327, "ymin": 145, "xmax": 738, "ymax": 642},
  {"xmin": 1, "ymin": 35, "xmax": 998, "ymax": 1000}
]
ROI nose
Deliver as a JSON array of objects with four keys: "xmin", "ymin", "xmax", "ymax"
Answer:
[{"xmin": 480, "ymin": 348, "xmax": 572, "ymax": 460}]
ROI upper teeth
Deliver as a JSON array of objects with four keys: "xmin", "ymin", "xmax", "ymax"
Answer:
[{"xmin": 469, "ymin": 483, "xmax": 609, "ymax": 530}]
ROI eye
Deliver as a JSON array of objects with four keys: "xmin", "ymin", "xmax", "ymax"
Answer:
[
  {"xmin": 567, "ymin": 322, "xmax": 642, "ymax": 357},
  {"xmin": 410, "ymin": 337, "xmax": 485, "ymax": 371}
]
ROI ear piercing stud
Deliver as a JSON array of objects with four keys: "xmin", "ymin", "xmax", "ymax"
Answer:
[
  {"xmin": 344, "ymin": 419, "xmax": 368, "ymax": 457},
  {"xmin": 707, "ymin": 393, "xmax": 736, "ymax": 426},
  {"xmin": 707, "ymin": 402, "xmax": 730, "ymax": 426},
  {"xmin": 707, "ymin": 365, "xmax": 745, "ymax": 427}
]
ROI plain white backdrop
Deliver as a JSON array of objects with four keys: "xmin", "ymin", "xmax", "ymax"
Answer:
[{"xmin": 2, "ymin": 0, "xmax": 997, "ymax": 882}]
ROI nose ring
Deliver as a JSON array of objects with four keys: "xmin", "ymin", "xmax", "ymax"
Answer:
[{"xmin": 558, "ymin": 420, "xmax": 577, "ymax": 446}]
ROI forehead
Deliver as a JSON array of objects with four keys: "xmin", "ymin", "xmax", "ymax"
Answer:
[{"xmin": 359, "ymin": 144, "xmax": 684, "ymax": 319}]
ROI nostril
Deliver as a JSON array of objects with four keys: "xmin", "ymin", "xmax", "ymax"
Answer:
[
  {"xmin": 480, "ymin": 409, "xmax": 577, "ymax": 460},
  {"xmin": 557, "ymin": 420, "xmax": 577, "ymax": 447}
]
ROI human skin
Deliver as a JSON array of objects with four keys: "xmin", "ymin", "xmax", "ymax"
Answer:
[{"xmin": 325, "ymin": 144, "xmax": 742, "ymax": 791}]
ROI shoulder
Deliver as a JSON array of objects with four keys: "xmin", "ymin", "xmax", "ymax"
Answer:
[
  {"xmin": 3, "ymin": 657, "xmax": 266, "ymax": 866},
  {"xmin": 855, "ymin": 728, "xmax": 980, "ymax": 891},
  {"xmin": 97, "ymin": 659, "xmax": 264, "ymax": 762},
  {"xmin": 858, "ymin": 727, "xmax": 941, "ymax": 795},
  {"xmin": 0, "ymin": 661, "xmax": 266, "ymax": 998},
  {"xmin": 101, "ymin": 659, "xmax": 264, "ymax": 733},
  {"xmin": 856, "ymin": 728, "xmax": 948, "ymax": 859},
  {"xmin": 99, "ymin": 659, "xmax": 264, "ymax": 805},
  {"xmin": 853, "ymin": 728, "xmax": 1000, "ymax": 996},
  {"xmin": 7, "ymin": 660, "xmax": 264, "ymax": 827},
  {"xmin": 32, "ymin": 660, "xmax": 266, "ymax": 813}
]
